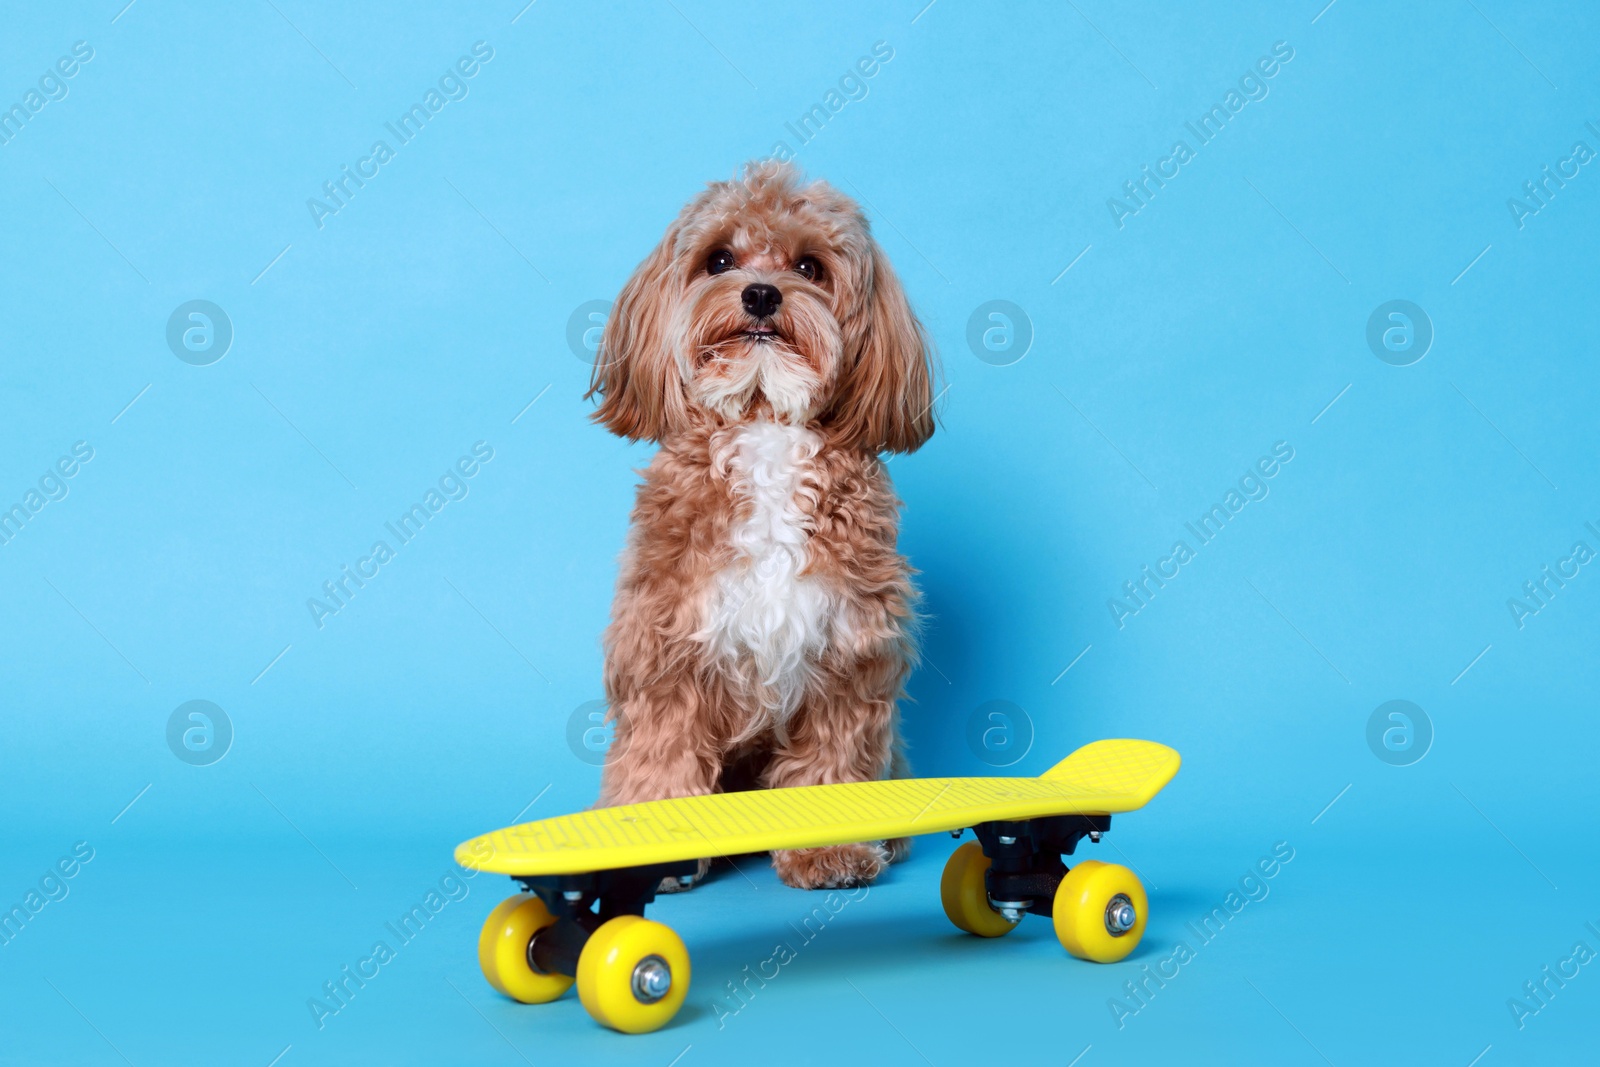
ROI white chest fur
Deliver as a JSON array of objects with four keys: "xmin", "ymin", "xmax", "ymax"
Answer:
[{"xmin": 701, "ymin": 421, "xmax": 834, "ymax": 729}]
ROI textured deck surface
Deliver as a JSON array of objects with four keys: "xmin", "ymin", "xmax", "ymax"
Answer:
[{"xmin": 457, "ymin": 740, "xmax": 1179, "ymax": 875}]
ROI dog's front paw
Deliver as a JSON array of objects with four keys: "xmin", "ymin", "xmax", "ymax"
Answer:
[
  {"xmin": 657, "ymin": 858, "xmax": 711, "ymax": 894},
  {"xmin": 772, "ymin": 843, "xmax": 888, "ymax": 889}
]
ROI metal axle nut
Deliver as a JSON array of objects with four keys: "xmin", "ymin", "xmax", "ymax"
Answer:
[
  {"xmin": 632, "ymin": 955, "xmax": 672, "ymax": 1003},
  {"xmin": 1105, "ymin": 894, "xmax": 1136, "ymax": 936}
]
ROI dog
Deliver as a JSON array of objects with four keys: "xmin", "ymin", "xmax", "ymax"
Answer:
[{"xmin": 587, "ymin": 161, "xmax": 935, "ymax": 890}]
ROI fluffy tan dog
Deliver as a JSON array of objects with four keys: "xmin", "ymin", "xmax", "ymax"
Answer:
[{"xmin": 587, "ymin": 161, "xmax": 935, "ymax": 890}]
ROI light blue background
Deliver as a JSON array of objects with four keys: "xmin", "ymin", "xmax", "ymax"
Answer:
[{"xmin": 3, "ymin": 1, "xmax": 1598, "ymax": 1064}]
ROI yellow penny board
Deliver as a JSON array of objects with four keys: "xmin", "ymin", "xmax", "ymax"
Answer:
[{"xmin": 456, "ymin": 739, "xmax": 1179, "ymax": 876}]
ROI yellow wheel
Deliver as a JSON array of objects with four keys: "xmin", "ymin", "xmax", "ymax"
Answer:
[
  {"xmin": 939, "ymin": 841, "xmax": 1020, "ymax": 938},
  {"xmin": 576, "ymin": 915, "xmax": 690, "ymax": 1033},
  {"xmin": 477, "ymin": 893, "xmax": 575, "ymax": 1003},
  {"xmin": 1052, "ymin": 861, "xmax": 1147, "ymax": 963}
]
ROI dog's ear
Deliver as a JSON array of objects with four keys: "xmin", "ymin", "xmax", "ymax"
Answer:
[
  {"xmin": 828, "ymin": 239, "xmax": 936, "ymax": 454},
  {"xmin": 587, "ymin": 227, "xmax": 689, "ymax": 442}
]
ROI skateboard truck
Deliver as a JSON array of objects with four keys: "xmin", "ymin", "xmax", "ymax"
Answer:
[
  {"xmin": 940, "ymin": 809, "xmax": 1147, "ymax": 963},
  {"xmin": 973, "ymin": 813, "xmax": 1110, "ymax": 920},
  {"xmin": 512, "ymin": 860, "xmax": 699, "ymax": 980}
]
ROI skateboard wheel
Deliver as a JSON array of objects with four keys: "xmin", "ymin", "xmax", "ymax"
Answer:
[
  {"xmin": 576, "ymin": 915, "xmax": 690, "ymax": 1034},
  {"xmin": 477, "ymin": 893, "xmax": 575, "ymax": 1003},
  {"xmin": 1052, "ymin": 862, "xmax": 1146, "ymax": 963},
  {"xmin": 939, "ymin": 842, "xmax": 1020, "ymax": 938}
]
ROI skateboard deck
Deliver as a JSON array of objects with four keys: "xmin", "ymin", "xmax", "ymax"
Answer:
[{"xmin": 456, "ymin": 738, "xmax": 1179, "ymax": 876}]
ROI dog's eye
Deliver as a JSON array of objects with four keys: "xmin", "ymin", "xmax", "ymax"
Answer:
[
  {"xmin": 706, "ymin": 250, "xmax": 736, "ymax": 275},
  {"xmin": 794, "ymin": 256, "xmax": 822, "ymax": 282}
]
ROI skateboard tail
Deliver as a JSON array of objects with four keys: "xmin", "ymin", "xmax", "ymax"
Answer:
[{"xmin": 1040, "ymin": 739, "xmax": 1181, "ymax": 809}]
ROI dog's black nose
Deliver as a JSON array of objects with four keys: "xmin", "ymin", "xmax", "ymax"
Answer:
[{"xmin": 741, "ymin": 283, "xmax": 782, "ymax": 319}]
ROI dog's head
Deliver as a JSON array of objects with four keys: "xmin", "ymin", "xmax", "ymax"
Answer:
[{"xmin": 588, "ymin": 162, "xmax": 935, "ymax": 453}]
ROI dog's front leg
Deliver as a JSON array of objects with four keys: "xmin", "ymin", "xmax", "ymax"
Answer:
[
  {"xmin": 597, "ymin": 656, "xmax": 723, "ymax": 891},
  {"xmin": 765, "ymin": 654, "xmax": 905, "ymax": 890}
]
